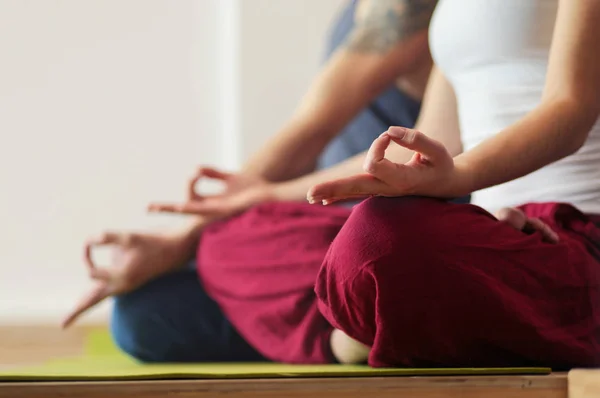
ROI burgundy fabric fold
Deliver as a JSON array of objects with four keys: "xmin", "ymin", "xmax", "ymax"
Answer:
[
  {"xmin": 316, "ymin": 197, "xmax": 600, "ymax": 369},
  {"xmin": 197, "ymin": 202, "xmax": 351, "ymax": 364}
]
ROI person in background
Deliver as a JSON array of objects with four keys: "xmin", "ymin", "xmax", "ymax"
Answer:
[
  {"xmin": 64, "ymin": 0, "xmax": 453, "ymax": 364},
  {"xmin": 310, "ymin": 0, "xmax": 600, "ymax": 369}
]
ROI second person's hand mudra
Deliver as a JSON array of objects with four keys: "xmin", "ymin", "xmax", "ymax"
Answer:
[{"xmin": 148, "ymin": 166, "xmax": 276, "ymax": 218}]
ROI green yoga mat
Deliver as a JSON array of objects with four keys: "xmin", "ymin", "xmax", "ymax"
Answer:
[{"xmin": 0, "ymin": 329, "xmax": 552, "ymax": 381}]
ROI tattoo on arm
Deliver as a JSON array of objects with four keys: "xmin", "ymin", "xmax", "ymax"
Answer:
[{"xmin": 345, "ymin": 0, "xmax": 438, "ymax": 53}]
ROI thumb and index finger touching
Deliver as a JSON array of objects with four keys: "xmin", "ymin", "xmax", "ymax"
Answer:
[
  {"xmin": 188, "ymin": 166, "xmax": 232, "ymax": 200},
  {"xmin": 63, "ymin": 232, "xmax": 124, "ymax": 328},
  {"xmin": 365, "ymin": 127, "xmax": 450, "ymax": 181},
  {"xmin": 84, "ymin": 232, "xmax": 127, "ymax": 281},
  {"xmin": 65, "ymin": 166, "xmax": 233, "ymax": 328},
  {"xmin": 308, "ymin": 127, "xmax": 438, "ymax": 201},
  {"xmin": 148, "ymin": 166, "xmax": 233, "ymax": 214}
]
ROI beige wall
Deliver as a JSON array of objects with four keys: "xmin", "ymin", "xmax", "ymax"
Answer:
[{"xmin": 0, "ymin": 0, "xmax": 345, "ymax": 323}]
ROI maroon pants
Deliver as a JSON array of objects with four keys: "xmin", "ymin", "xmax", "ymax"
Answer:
[
  {"xmin": 316, "ymin": 197, "xmax": 600, "ymax": 368},
  {"xmin": 198, "ymin": 198, "xmax": 600, "ymax": 367}
]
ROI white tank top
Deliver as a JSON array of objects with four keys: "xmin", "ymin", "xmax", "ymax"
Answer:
[{"xmin": 429, "ymin": 0, "xmax": 600, "ymax": 214}]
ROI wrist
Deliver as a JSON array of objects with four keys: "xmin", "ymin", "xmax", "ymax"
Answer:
[
  {"xmin": 270, "ymin": 179, "xmax": 304, "ymax": 202},
  {"xmin": 169, "ymin": 218, "xmax": 209, "ymax": 251},
  {"xmin": 450, "ymin": 156, "xmax": 476, "ymax": 198},
  {"xmin": 269, "ymin": 181, "xmax": 288, "ymax": 201}
]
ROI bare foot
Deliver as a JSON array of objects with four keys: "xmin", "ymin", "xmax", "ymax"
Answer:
[{"xmin": 330, "ymin": 329, "xmax": 371, "ymax": 364}]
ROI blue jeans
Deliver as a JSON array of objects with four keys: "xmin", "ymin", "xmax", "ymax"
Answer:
[{"xmin": 111, "ymin": 260, "xmax": 266, "ymax": 362}]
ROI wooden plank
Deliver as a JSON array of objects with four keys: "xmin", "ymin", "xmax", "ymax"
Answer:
[
  {"xmin": 0, "ymin": 374, "xmax": 567, "ymax": 398},
  {"xmin": 569, "ymin": 369, "xmax": 600, "ymax": 398},
  {"xmin": 0, "ymin": 325, "xmax": 569, "ymax": 398}
]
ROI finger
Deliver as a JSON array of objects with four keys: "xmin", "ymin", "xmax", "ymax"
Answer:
[
  {"xmin": 363, "ymin": 134, "xmax": 402, "ymax": 180},
  {"xmin": 361, "ymin": 133, "xmax": 417, "ymax": 191},
  {"xmin": 530, "ymin": 218, "xmax": 559, "ymax": 243},
  {"xmin": 528, "ymin": 218, "xmax": 560, "ymax": 243},
  {"xmin": 197, "ymin": 166, "xmax": 232, "ymax": 181},
  {"xmin": 83, "ymin": 232, "xmax": 122, "ymax": 272},
  {"xmin": 61, "ymin": 283, "xmax": 111, "ymax": 329},
  {"xmin": 148, "ymin": 200, "xmax": 228, "ymax": 217},
  {"xmin": 495, "ymin": 207, "xmax": 527, "ymax": 230},
  {"xmin": 188, "ymin": 174, "xmax": 203, "ymax": 201},
  {"xmin": 188, "ymin": 167, "xmax": 232, "ymax": 200},
  {"xmin": 320, "ymin": 194, "xmax": 373, "ymax": 206},
  {"xmin": 87, "ymin": 231, "xmax": 123, "ymax": 245},
  {"xmin": 364, "ymin": 133, "xmax": 391, "ymax": 167},
  {"xmin": 308, "ymin": 174, "xmax": 389, "ymax": 204},
  {"xmin": 308, "ymin": 192, "xmax": 373, "ymax": 206},
  {"xmin": 386, "ymin": 127, "xmax": 450, "ymax": 164},
  {"xmin": 148, "ymin": 203, "xmax": 187, "ymax": 214},
  {"xmin": 88, "ymin": 266, "xmax": 112, "ymax": 281},
  {"xmin": 148, "ymin": 200, "xmax": 217, "ymax": 213}
]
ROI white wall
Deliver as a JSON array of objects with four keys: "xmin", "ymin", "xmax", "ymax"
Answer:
[
  {"xmin": 237, "ymin": 0, "xmax": 345, "ymax": 158},
  {"xmin": 0, "ymin": 0, "xmax": 344, "ymax": 323}
]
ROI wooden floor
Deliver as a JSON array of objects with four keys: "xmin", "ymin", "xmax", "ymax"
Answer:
[
  {"xmin": 0, "ymin": 325, "xmax": 90, "ymax": 370},
  {"xmin": 0, "ymin": 325, "xmax": 592, "ymax": 398},
  {"xmin": 0, "ymin": 374, "xmax": 569, "ymax": 398}
]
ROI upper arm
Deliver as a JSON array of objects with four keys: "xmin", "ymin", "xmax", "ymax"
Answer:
[
  {"xmin": 411, "ymin": 66, "xmax": 462, "ymax": 156},
  {"xmin": 347, "ymin": 0, "xmax": 437, "ymax": 55},
  {"xmin": 544, "ymin": 0, "xmax": 600, "ymax": 119},
  {"xmin": 295, "ymin": 0, "xmax": 439, "ymax": 136},
  {"xmin": 332, "ymin": 0, "xmax": 438, "ymax": 93}
]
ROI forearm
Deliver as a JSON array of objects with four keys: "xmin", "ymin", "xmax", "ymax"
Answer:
[{"xmin": 452, "ymin": 99, "xmax": 598, "ymax": 196}]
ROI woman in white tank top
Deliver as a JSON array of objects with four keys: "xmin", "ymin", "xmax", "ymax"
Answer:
[
  {"xmin": 311, "ymin": 1, "xmax": 600, "ymax": 368},
  {"xmin": 311, "ymin": 0, "xmax": 600, "ymax": 215}
]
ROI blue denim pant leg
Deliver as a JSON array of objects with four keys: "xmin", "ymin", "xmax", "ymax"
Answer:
[{"xmin": 110, "ymin": 260, "xmax": 266, "ymax": 362}]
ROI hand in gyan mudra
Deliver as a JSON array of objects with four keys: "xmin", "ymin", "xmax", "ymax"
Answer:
[
  {"xmin": 148, "ymin": 166, "xmax": 273, "ymax": 219},
  {"xmin": 62, "ymin": 231, "xmax": 191, "ymax": 328},
  {"xmin": 307, "ymin": 126, "xmax": 462, "ymax": 205}
]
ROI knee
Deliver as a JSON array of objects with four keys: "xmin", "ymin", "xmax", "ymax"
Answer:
[
  {"xmin": 339, "ymin": 196, "xmax": 462, "ymax": 260},
  {"xmin": 316, "ymin": 197, "xmax": 448, "ymax": 344},
  {"xmin": 350, "ymin": 196, "xmax": 443, "ymax": 228},
  {"xmin": 111, "ymin": 293, "xmax": 178, "ymax": 363},
  {"xmin": 325, "ymin": 197, "xmax": 443, "ymax": 271}
]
